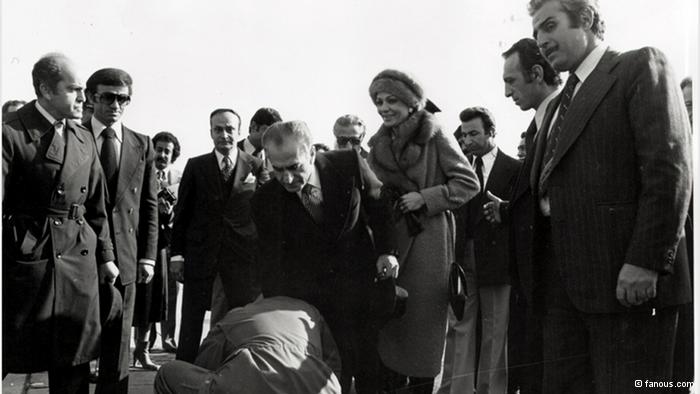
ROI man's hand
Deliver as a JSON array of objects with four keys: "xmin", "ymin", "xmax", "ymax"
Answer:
[
  {"xmin": 483, "ymin": 191, "xmax": 505, "ymax": 224},
  {"xmin": 616, "ymin": 263, "xmax": 658, "ymax": 307},
  {"xmin": 137, "ymin": 259, "xmax": 156, "ymax": 284},
  {"xmin": 170, "ymin": 257, "xmax": 184, "ymax": 283},
  {"xmin": 99, "ymin": 261, "xmax": 120, "ymax": 284},
  {"xmin": 399, "ymin": 192, "xmax": 425, "ymax": 213},
  {"xmin": 376, "ymin": 254, "xmax": 399, "ymax": 279}
]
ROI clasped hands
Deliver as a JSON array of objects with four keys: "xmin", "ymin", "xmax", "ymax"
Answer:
[{"xmin": 98, "ymin": 259, "xmax": 155, "ymax": 285}]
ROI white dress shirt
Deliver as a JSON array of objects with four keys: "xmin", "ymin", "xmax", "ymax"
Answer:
[
  {"xmin": 35, "ymin": 101, "xmax": 64, "ymax": 136},
  {"xmin": 473, "ymin": 145, "xmax": 498, "ymax": 188}
]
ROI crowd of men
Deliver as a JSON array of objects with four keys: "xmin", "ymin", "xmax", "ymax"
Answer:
[{"xmin": 2, "ymin": 0, "xmax": 694, "ymax": 393}]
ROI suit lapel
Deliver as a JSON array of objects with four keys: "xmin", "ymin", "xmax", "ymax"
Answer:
[
  {"xmin": 114, "ymin": 126, "xmax": 143, "ymax": 203},
  {"xmin": 315, "ymin": 154, "xmax": 352, "ymax": 239},
  {"xmin": 547, "ymin": 50, "xmax": 619, "ymax": 174},
  {"xmin": 511, "ymin": 120, "xmax": 537, "ymax": 202},
  {"xmin": 205, "ymin": 151, "xmax": 224, "ymax": 200},
  {"xmin": 230, "ymin": 149, "xmax": 251, "ymax": 196}
]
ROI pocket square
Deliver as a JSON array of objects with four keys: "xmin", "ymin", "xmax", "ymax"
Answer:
[{"xmin": 242, "ymin": 173, "xmax": 257, "ymax": 184}]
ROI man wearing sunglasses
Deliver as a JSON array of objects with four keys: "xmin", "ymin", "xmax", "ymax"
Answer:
[
  {"xmin": 84, "ymin": 68, "xmax": 159, "ymax": 394},
  {"xmin": 332, "ymin": 114, "xmax": 369, "ymax": 159}
]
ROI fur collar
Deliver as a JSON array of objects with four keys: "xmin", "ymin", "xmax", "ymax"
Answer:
[{"xmin": 368, "ymin": 110, "xmax": 438, "ymax": 172}]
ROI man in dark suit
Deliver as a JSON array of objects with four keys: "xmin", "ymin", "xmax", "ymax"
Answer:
[
  {"xmin": 523, "ymin": 0, "xmax": 692, "ymax": 392},
  {"xmin": 487, "ymin": 37, "xmax": 562, "ymax": 394},
  {"xmin": 439, "ymin": 108, "xmax": 520, "ymax": 394},
  {"xmin": 251, "ymin": 120, "xmax": 398, "ymax": 394},
  {"xmin": 3, "ymin": 53, "xmax": 115, "ymax": 394},
  {"xmin": 332, "ymin": 114, "xmax": 370, "ymax": 159},
  {"xmin": 237, "ymin": 107, "xmax": 282, "ymax": 185},
  {"xmin": 170, "ymin": 108, "xmax": 263, "ymax": 362},
  {"xmin": 84, "ymin": 68, "xmax": 159, "ymax": 393}
]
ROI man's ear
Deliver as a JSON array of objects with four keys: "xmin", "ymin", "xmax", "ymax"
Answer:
[
  {"xmin": 85, "ymin": 91, "xmax": 97, "ymax": 105},
  {"xmin": 579, "ymin": 6, "xmax": 595, "ymax": 30},
  {"xmin": 39, "ymin": 82, "xmax": 53, "ymax": 100},
  {"xmin": 530, "ymin": 64, "xmax": 544, "ymax": 82}
]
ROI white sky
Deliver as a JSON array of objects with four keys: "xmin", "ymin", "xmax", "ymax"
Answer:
[{"xmin": 2, "ymin": 0, "xmax": 697, "ymax": 171}]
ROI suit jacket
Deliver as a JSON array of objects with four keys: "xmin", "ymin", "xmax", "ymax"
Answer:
[
  {"xmin": 84, "ymin": 121, "xmax": 159, "ymax": 286},
  {"xmin": 464, "ymin": 149, "xmax": 520, "ymax": 286},
  {"xmin": 502, "ymin": 120, "xmax": 539, "ymax": 305},
  {"xmin": 251, "ymin": 150, "xmax": 396, "ymax": 311},
  {"xmin": 171, "ymin": 149, "xmax": 262, "ymax": 280},
  {"xmin": 157, "ymin": 167, "xmax": 182, "ymax": 250},
  {"xmin": 530, "ymin": 47, "xmax": 692, "ymax": 313},
  {"xmin": 2, "ymin": 102, "xmax": 114, "ymax": 371}
]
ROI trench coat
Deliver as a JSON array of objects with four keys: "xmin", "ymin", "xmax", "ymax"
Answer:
[
  {"xmin": 2, "ymin": 102, "xmax": 114, "ymax": 372},
  {"xmin": 368, "ymin": 109, "xmax": 479, "ymax": 377}
]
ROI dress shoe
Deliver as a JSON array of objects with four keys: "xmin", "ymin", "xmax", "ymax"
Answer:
[{"xmin": 162, "ymin": 337, "xmax": 178, "ymax": 353}]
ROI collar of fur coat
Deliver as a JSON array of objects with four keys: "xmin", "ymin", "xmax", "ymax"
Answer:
[{"xmin": 368, "ymin": 109, "xmax": 438, "ymax": 174}]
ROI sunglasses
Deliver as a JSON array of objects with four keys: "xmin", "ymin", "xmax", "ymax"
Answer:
[
  {"xmin": 336, "ymin": 136, "xmax": 362, "ymax": 146},
  {"xmin": 95, "ymin": 92, "xmax": 131, "ymax": 106}
]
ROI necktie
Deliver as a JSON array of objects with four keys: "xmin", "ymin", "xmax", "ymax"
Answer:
[
  {"xmin": 221, "ymin": 156, "xmax": 233, "ymax": 182},
  {"xmin": 474, "ymin": 155, "xmax": 484, "ymax": 192},
  {"xmin": 100, "ymin": 127, "xmax": 119, "ymax": 199},
  {"xmin": 301, "ymin": 183, "xmax": 323, "ymax": 223},
  {"xmin": 539, "ymin": 73, "xmax": 579, "ymax": 195}
]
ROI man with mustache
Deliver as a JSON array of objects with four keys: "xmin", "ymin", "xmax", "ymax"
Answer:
[
  {"xmin": 170, "ymin": 108, "xmax": 263, "ymax": 362},
  {"xmin": 525, "ymin": 0, "xmax": 691, "ymax": 392}
]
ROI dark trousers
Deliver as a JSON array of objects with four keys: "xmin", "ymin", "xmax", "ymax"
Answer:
[
  {"xmin": 48, "ymin": 363, "xmax": 90, "ymax": 394},
  {"xmin": 177, "ymin": 267, "xmax": 258, "ymax": 363},
  {"xmin": 541, "ymin": 225, "xmax": 679, "ymax": 394},
  {"xmin": 96, "ymin": 282, "xmax": 136, "ymax": 394},
  {"xmin": 507, "ymin": 285, "xmax": 543, "ymax": 394}
]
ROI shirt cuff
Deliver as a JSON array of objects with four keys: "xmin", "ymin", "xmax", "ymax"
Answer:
[
  {"xmin": 171, "ymin": 255, "xmax": 184, "ymax": 263},
  {"xmin": 138, "ymin": 258, "xmax": 156, "ymax": 267}
]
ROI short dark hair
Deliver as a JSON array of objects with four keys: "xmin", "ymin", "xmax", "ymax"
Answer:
[
  {"xmin": 2, "ymin": 100, "xmax": 27, "ymax": 116},
  {"xmin": 503, "ymin": 38, "xmax": 562, "ymax": 86},
  {"xmin": 152, "ymin": 131, "xmax": 181, "ymax": 163},
  {"xmin": 520, "ymin": 131, "xmax": 527, "ymax": 139},
  {"xmin": 31, "ymin": 53, "xmax": 72, "ymax": 97},
  {"xmin": 459, "ymin": 107, "xmax": 496, "ymax": 137},
  {"xmin": 528, "ymin": 0, "xmax": 605, "ymax": 40},
  {"xmin": 250, "ymin": 107, "xmax": 282, "ymax": 126},
  {"xmin": 681, "ymin": 77, "xmax": 692, "ymax": 90},
  {"xmin": 209, "ymin": 108, "xmax": 242, "ymax": 129},
  {"xmin": 86, "ymin": 68, "xmax": 133, "ymax": 95},
  {"xmin": 333, "ymin": 114, "xmax": 366, "ymax": 134}
]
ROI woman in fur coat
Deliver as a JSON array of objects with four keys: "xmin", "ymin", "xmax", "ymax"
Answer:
[{"xmin": 367, "ymin": 69, "xmax": 479, "ymax": 393}]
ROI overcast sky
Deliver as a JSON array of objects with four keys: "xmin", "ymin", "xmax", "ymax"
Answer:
[{"xmin": 2, "ymin": 0, "xmax": 697, "ymax": 169}]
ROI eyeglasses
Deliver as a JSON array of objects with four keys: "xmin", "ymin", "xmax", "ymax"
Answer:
[
  {"xmin": 336, "ymin": 136, "xmax": 362, "ymax": 146},
  {"xmin": 95, "ymin": 92, "xmax": 131, "ymax": 106}
]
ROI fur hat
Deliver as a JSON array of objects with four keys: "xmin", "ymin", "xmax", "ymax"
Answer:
[{"xmin": 369, "ymin": 69, "xmax": 426, "ymax": 109}]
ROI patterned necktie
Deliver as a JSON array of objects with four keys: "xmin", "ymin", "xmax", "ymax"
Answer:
[
  {"xmin": 100, "ymin": 127, "xmax": 119, "ymax": 199},
  {"xmin": 538, "ymin": 73, "xmax": 580, "ymax": 195},
  {"xmin": 301, "ymin": 183, "xmax": 323, "ymax": 223},
  {"xmin": 221, "ymin": 156, "xmax": 233, "ymax": 182},
  {"xmin": 474, "ymin": 155, "xmax": 484, "ymax": 192}
]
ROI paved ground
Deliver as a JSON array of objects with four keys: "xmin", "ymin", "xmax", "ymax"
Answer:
[{"xmin": 3, "ymin": 292, "xmax": 207, "ymax": 394}]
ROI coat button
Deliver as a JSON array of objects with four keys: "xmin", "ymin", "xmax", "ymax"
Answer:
[
  {"xmin": 56, "ymin": 253, "xmax": 62, "ymax": 259},
  {"xmin": 128, "ymin": 228, "xmax": 134, "ymax": 233},
  {"xmin": 77, "ymin": 219, "xmax": 85, "ymax": 225},
  {"xmin": 80, "ymin": 249, "xmax": 89, "ymax": 256},
  {"xmin": 53, "ymin": 219, "xmax": 62, "ymax": 226},
  {"xmin": 128, "ymin": 208, "xmax": 134, "ymax": 214},
  {"xmin": 57, "ymin": 188, "xmax": 65, "ymax": 195},
  {"xmin": 133, "ymin": 187, "xmax": 138, "ymax": 193},
  {"xmin": 80, "ymin": 186, "xmax": 87, "ymax": 193}
]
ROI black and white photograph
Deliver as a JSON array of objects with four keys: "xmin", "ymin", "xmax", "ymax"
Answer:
[{"xmin": 1, "ymin": 0, "xmax": 697, "ymax": 393}]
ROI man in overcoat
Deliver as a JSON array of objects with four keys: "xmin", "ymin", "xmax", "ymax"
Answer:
[{"xmin": 2, "ymin": 53, "xmax": 115, "ymax": 394}]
